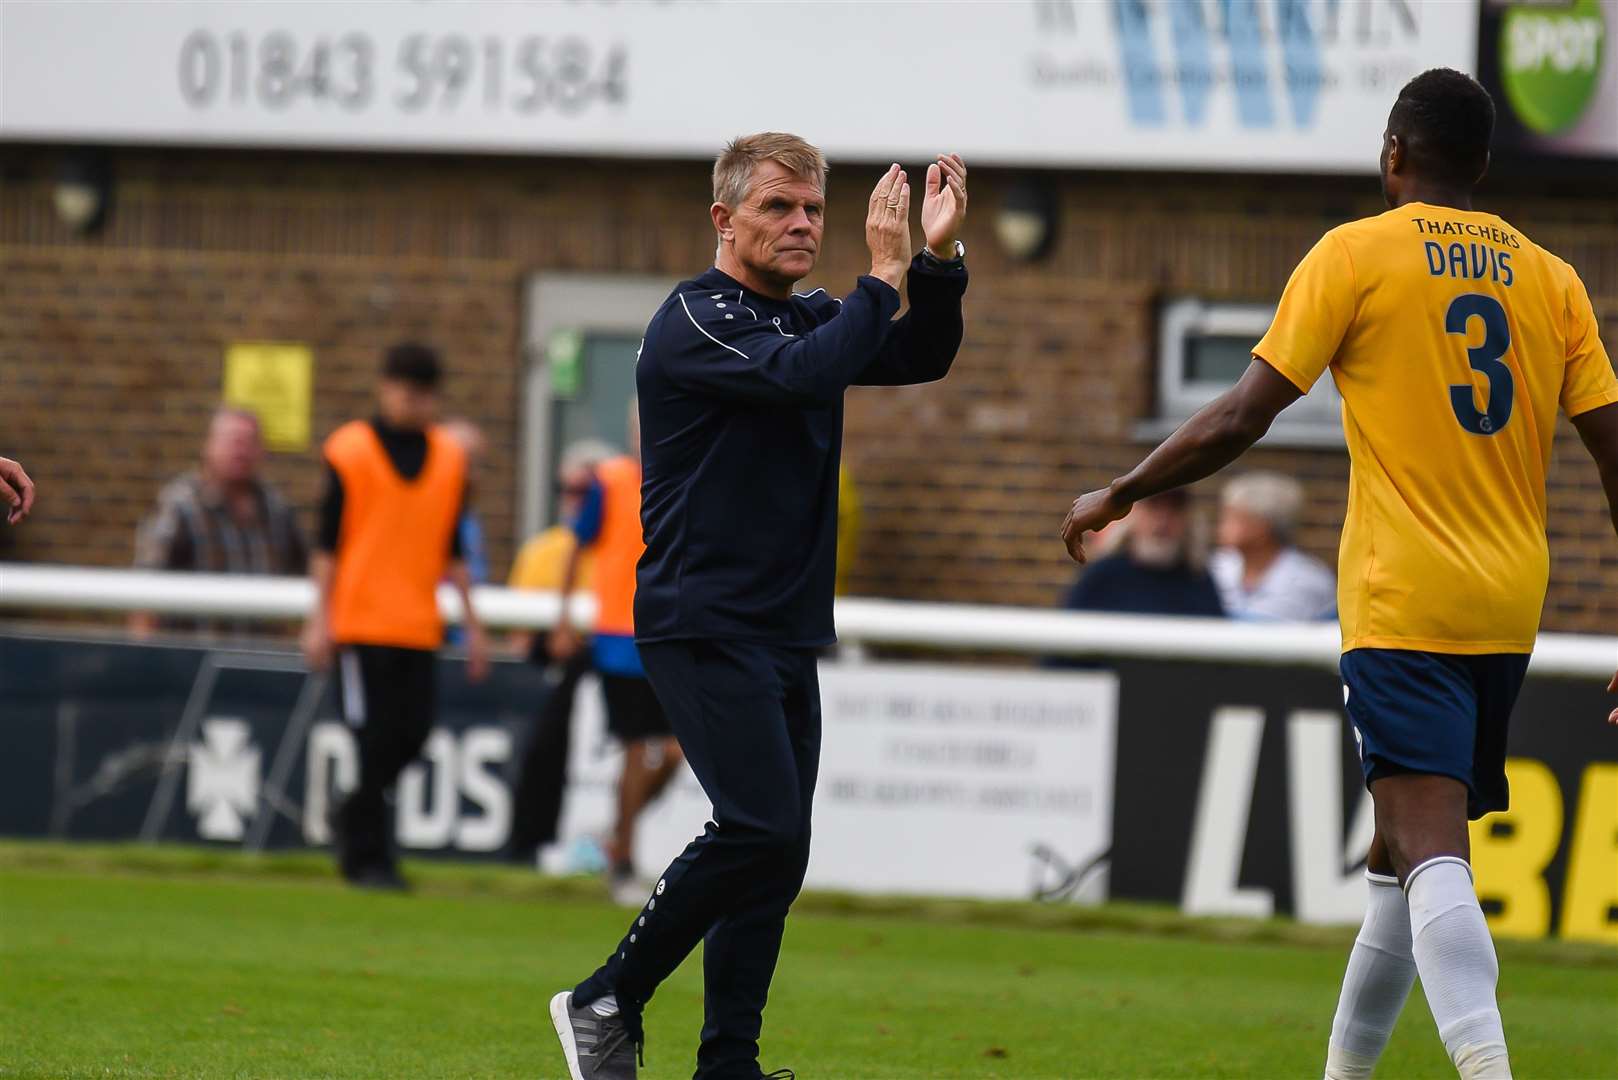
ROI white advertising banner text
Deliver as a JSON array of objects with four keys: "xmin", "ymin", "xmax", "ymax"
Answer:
[
  {"xmin": 1, "ymin": 0, "xmax": 1477, "ymax": 172},
  {"xmin": 548, "ymin": 661, "xmax": 1119, "ymax": 902}
]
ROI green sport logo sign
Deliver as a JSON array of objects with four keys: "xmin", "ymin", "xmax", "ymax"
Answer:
[{"xmin": 1501, "ymin": 0, "xmax": 1607, "ymax": 134}]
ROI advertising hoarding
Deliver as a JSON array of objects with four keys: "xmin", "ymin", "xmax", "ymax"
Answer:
[
  {"xmin": 2, "ymin": 0, "xmax": 1478, "ymax": 173},
  {"xmin": 1477, "ymin": 0, "xmax": 1618, "ymax": 162}
]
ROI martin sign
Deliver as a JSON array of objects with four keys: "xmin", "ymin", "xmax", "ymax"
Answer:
[{"xmin": 1, "ymin": 0, "xmax": 1476, "ymax": 173}]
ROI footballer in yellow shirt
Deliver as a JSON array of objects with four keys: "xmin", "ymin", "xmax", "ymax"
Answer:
[
  {"xmin": 1060, "ymin": 68, "xmax": 1618, "ymax": 1080},
  {"xmin": 1254, "ymin": 199, "xmax": 1616, "ymax": 656}
]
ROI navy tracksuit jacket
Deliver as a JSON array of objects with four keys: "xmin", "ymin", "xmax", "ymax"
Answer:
[{"xmin": 574, "ymin": 252, "xmax": 967, "ymax": 1079}]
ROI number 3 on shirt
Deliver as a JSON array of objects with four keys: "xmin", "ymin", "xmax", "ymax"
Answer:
[{"xmin": 1445, "ymin": 293, "xmax": 1513, "ymax": 436}]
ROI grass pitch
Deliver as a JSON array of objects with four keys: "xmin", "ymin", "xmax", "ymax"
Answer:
[{"xmin": 1, "ymin": 844, "xmax": 1613, "ymax": 1079}]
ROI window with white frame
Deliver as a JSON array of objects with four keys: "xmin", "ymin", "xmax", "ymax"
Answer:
[{"xmin": 1142, "ymin": 298, "xmax": 1344, "ymax": 448}]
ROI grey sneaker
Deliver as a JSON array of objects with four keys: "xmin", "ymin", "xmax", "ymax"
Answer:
[{"xmin": 549, "ymin": 991, "xmax": 638, "ymax": 1080}]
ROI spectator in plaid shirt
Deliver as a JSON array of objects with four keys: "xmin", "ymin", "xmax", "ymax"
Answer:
[{"xmin": 129, "ymin": 407, "xmax": 307, "ymax": 637}]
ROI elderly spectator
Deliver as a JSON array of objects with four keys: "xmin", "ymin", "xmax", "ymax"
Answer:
[
  {"xmin": 1210, "ymin": 472, "xmax": 1336, "ymax": 621},
  {"xmin": 130, "ymin": 407, "xmax": 307, "ymax": 636},
  {"xmin": 1062, "ymin": 489, "xmax": 1223, "ymax": 618}
]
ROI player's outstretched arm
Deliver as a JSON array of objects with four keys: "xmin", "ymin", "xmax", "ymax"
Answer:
[
  {"xmin": 1570, "ymin": 400, "xmax": 1618, "ymax": 723},
  {"xmin": 1061, "ymin": 359, "xmax": 1301, "ymax": 562}
]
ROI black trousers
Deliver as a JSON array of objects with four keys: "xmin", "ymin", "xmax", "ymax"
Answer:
[
  {"xmin": 573, "ymin": 639, "xmax": 821, "ymax": 1080},
  {"xmin": 507, "ymin": 651, "xmax": 593, "ymax": 861},
  {"xmin": 332, "ymin": 644, "xmax": 436, "ymax": 876}
]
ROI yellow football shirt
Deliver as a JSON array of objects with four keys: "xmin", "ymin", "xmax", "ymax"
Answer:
[
  {"xmin": 1254, "ymin": 201, "xmax": 1618, "ymax": 654},
  {"xmin": 507, "ymin": 526, "xmax": 594, "ymax": 593}
]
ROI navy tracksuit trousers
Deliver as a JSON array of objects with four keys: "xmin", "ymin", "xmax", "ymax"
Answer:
[{"xmin": 573, "ymin": 638, "xmax": 821, "ymax": 1079}]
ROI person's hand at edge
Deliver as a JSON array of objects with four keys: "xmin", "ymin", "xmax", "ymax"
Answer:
[{"xmin": 1, "ymin": 456, "xmax": 35, "ymax": 524}]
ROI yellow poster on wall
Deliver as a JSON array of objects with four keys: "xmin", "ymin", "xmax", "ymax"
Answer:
[{"xmin": 223, "ymin": 342, "xmax": 313, "ymax": 452}]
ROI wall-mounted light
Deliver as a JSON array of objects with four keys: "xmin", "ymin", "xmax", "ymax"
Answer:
[
  {"xmin": 54, "ymin": 150, "xmax": 113, "ymax": 234},
  {"xmin": 994, "ymin": 177, "xmax": 1059, "ymax": 262}
]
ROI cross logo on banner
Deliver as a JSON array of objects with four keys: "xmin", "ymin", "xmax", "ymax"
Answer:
[{"xmin": 187, "ymin": 717, "xmax": 261, "ymax": 841}]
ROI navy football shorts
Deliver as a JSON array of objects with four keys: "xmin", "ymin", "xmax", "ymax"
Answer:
[{"xmin": 1340, "ymin": 648, "xmax": 1530, "ymax": 820}]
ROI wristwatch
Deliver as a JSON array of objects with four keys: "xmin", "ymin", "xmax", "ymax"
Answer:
[{"xmin": 921, "ymin": 240, "xmax": 966, "ymax": 268}]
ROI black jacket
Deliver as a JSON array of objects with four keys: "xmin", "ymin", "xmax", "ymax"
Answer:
[{"xmin": 634, "ymin": 254, "xmax": 968, "ymax": 646}]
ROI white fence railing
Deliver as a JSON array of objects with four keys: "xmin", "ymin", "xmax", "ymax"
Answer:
[{"xmin": 1, "ymin": 562, "xmax": 1613, "ymax": 678}]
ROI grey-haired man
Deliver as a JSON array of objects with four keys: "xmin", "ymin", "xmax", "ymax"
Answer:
[{"xmin": 551, "ymin": 133, "xmax": 968, "ymax": 1080}]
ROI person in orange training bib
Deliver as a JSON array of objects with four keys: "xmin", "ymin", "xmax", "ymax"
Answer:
[
  {"xmin": 551, "ymin": 408, "xmax": 685, "ymax": 906},
  {"xmin": 302, "ymin": 342, "xmax": 490, "ymax": 891}
]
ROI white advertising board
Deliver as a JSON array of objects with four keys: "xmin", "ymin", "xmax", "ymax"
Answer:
[
  {"xmin": 1, "ymin": 0, "xmax": 1477, "ymax": 173},
  {"xmin": 547, "ymin": 661, "xmax": 1119, "ymax": 902}
]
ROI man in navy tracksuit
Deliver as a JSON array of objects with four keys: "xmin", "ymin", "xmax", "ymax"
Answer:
[{"xmin": 550, "ymin": 134, "xmax": 969, "ymax": 1080}]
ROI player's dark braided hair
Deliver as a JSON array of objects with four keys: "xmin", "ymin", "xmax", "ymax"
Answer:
[{"xmin": 1389, "ymin": 68, "xmax": 1496, "ymax": 188}]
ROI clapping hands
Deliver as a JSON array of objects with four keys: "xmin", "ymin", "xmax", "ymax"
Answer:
[
  {"xmin": 921, "ymin": 153, "xmax": 967, "ymax": 258},
  {"xmin": 865, "ymin": 155, "xmax": 968, "ymax": 289}
]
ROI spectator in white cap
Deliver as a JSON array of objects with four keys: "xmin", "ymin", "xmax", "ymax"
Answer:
[{"xmin": 1210, "ymin": 471, "xmax": 1336, "ymax": 621}]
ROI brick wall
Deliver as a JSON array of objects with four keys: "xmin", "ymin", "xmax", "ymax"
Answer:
[{"xmin": 2, "ymin": 149, "xmax": 1614, "ymax": 631}]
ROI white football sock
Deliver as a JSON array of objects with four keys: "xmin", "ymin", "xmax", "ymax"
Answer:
[
  {"xmin": 1324, "ymin": 871, "xmax": 1417, "ymax": 1079},
  {"xmin": 589, "ymin": 994, "xmax": 620, "ymax": 1018},
  {"xmin": 1406, "ymin": 857, "xmax": 1511, "ymax": 1079}
]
